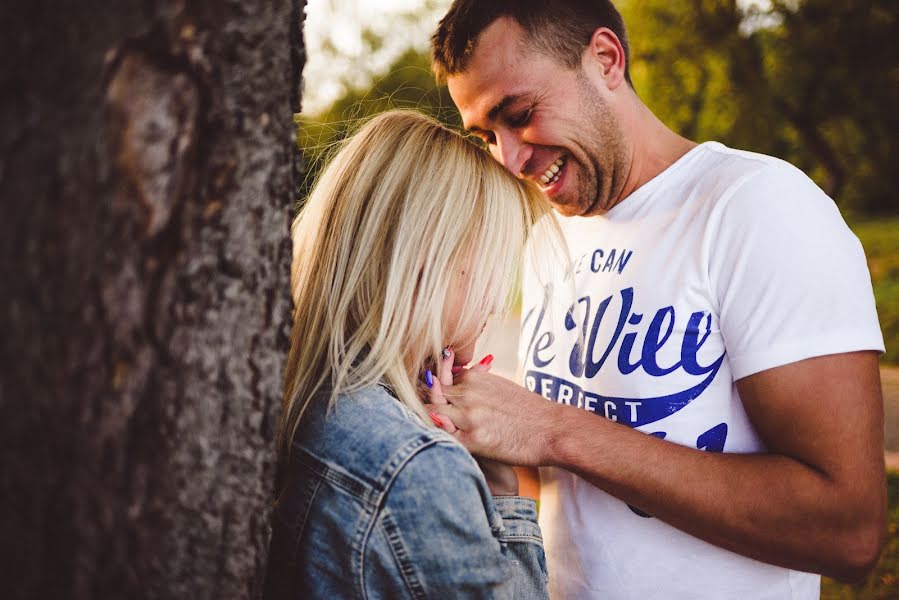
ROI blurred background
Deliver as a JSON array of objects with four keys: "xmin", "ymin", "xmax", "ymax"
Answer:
[{"xmin": 299, "ymin": 1, "xmax": 898, "ymax": 598}]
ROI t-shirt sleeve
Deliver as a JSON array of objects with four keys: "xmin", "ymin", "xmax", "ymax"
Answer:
[{"xmin": 708, "ymin": 161, "xmax": 884, "ymax": 381}]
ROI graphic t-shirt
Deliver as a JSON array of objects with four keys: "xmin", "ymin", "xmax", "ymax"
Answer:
[{"xmin": 519, "ymin": 142, "xmax": 885, "ymax": 600}]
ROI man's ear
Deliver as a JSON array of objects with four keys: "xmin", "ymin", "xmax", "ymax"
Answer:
[{"xmin": 584, "ymin": 27, "xmax": 626, "ymax": 91}]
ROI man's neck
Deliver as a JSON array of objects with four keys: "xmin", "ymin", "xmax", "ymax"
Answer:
[{"xmin": 615, "ymin": 100, "xmax": 697, "ymax": 206}]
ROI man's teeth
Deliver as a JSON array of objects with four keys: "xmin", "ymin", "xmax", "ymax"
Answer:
[{"xmin": 539, "ymin": 158, "xmax": 565, "ymax": 185}]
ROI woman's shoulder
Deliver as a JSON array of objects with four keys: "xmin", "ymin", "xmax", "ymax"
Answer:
[
  {"xmin": 293, "ymin": 386, "xmax": 462, "ymax": 492},
  {"xmin": 386, "ymin": 435, "xmax": 490, "ymax": 504},
  {"xmin": 324, "ymin": 385, "xmax": 431, "ymax": 440},
  {"xmin": 376, "ymin": 436, "xmax": 500, "ymax": 556}
]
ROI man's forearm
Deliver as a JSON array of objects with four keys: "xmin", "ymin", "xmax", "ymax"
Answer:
[
  {"xmin": 437, "ymin": 356, "xmax": 885, "ymax": 581},
  {"xmin": 543, "ymin": 402, "xmax": 885, "ymax": 582}
]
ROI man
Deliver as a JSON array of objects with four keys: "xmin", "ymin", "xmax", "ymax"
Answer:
[{"xmin": 427, "ymin": 1, "xmax": 887, "ymax": 598}]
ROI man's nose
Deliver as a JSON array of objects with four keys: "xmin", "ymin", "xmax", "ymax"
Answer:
[{"xmin": 491, "ymin": 129, "xmax": 532, "ymax": 178}]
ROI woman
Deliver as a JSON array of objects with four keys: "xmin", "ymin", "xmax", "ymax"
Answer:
[{"xmin": 264, "ymin": 110, "xmax": 554, "ymax": 599}]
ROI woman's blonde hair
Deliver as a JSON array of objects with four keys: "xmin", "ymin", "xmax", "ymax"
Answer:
[{"xmin": 280, "ymin": 110, "xmax": 554, "ymax": 463}]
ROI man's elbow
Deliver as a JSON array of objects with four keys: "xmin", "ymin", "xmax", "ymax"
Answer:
[{"xmin": 827, "ymin": 520, "xmax": 885, "ymax": 583}]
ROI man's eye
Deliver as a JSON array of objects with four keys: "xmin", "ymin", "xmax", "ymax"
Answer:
[{"xmin": 508, "ymin": 109, "xmax": 532, "ymax": 127}]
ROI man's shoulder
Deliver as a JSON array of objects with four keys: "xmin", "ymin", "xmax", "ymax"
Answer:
[
  {"xmin": 696, "ymin": 142, "xmax": 819, "ymax": 198},
  {"xmin": 679, "ymin": 143, "xmax": 832, "ymax": 229}
]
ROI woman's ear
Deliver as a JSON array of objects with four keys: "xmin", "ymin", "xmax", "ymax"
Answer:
[{"xmin": 584, "ymin": 27, "xmax": 626, "ymax": 91}]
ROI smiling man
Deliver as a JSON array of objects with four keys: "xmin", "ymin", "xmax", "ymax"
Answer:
[{"xmin": 428, "ymin": 1, "xmax": 887, "ymax": 599}]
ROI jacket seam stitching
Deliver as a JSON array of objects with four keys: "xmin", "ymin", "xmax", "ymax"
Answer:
[
  {"xmin": 356, "ymin": 436, "xmax": 442, "ymax": 599},
  {"xmin": 297, "ymin": 447, "xmax": 374, "ymax": 504},
  {"xmin": 380, "ymin": 509, "xmax": 428, "ymax": 599},
  {"xmin": 289, "ymin": 473, "xmax": 322, "ymax": 576},
  {"xmin": 499, "ymin": 533, "xmax": 544, "ymax": 544}
]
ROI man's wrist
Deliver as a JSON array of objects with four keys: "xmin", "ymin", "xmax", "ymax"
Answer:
[
  {"xmin": 538, "ymin": 401, "xmax": 611, "ymax": 471},
  {"xmin": 536, "ymin": 399, "xmax": 570, "ymax": 467}
]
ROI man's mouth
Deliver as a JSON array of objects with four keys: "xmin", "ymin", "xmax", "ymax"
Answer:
[{"xmin": 538, "ymin": 156, "xmax": 566, "ymax": 191}]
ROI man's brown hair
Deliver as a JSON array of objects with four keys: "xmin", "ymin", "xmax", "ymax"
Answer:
[{"xmin": 431, "ymin": 0, "xmax": 632, "ymax": 85}]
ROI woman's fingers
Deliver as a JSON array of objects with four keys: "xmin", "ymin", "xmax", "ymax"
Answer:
[
  {"xmin": 467, "ymin": 353, "xmax": 494, "ymax": 373},
  {"xmin": 450, "ymin": 353, "xmax": 494, "ymax": 383},
  {"xmin": 427, "ymin": 372, "xmax": 448, "ymax": 404},
  {"xmin": 428, "ymin": 403, "xmax": 468, "ymax": 432},
  {"xmin": 425, "ymin": 349, "xmax": 493, "ymax": 434},
  {"xmin": 437, "ymin": 346, "xmax": 454, "ymax": 387},
  {"xmin": 428, "ymin": 410, "xmax": 458, "ymax": 433},
  {"xmin": 426, "ymin": 361, "xmax": 462, "ymax": 432},
  {"xmin": 423, "ymin": 375, "xmax": 457, "ymax": 431}
]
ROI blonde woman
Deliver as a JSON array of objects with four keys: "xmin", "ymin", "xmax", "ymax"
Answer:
[{"xmin": 263, "ymin": 110, "xmax": 553, "ymax": 599}]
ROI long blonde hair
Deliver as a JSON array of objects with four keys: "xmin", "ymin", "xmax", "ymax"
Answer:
[{"xmin": 280, "ymin": 110, "xmax": 553, "ymax": 462}]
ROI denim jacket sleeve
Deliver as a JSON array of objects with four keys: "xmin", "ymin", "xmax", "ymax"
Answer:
[{"xmin": 368, "ymin": 439, "xmax": 548, "ymax": 600}]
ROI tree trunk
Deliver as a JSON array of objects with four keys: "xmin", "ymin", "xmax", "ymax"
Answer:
[{"xmin": 0, "ymin": 1, "xmax": 304, "ymax": 598}]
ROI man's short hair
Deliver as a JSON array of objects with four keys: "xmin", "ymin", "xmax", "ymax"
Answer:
[{"xmin": 431, "ymin": 0, "xmax": 632, "ymax": 85}]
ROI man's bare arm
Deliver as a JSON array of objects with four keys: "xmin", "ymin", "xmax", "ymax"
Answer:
[{"xmin": 433, "ymin": 351, "xmax": 886, "ymax": 581}]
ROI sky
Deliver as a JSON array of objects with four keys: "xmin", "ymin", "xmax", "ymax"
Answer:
[{"xmin": 300, "ymin": 0, "xmax": 778, "ymax": 116}]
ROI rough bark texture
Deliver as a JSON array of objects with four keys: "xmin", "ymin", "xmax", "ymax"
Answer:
[{"xmin": 0, "ymin": 1, "xmax": 304, "ymax": 598}]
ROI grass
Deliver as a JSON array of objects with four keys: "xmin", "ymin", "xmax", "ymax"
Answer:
[
  {"xmin": 851, "ymin": 218, "xmax": 899, "ymax": 365},
  {"xmin": 821, "ymin": 471, "xmax": 899, "ymax": 599}
]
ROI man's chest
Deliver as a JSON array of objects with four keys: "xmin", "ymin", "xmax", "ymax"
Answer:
[{"xmin": 520, "ymin": 230, "xmax": 735, "ymax": 440}]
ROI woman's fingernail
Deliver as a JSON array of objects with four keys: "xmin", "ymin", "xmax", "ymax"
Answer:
[
  {"xmin": 479, "ymin": 354, "xmax": 494, "ymax": 366},
  {"xmin": 428, "ymin": 412, "xmax": 443, "ymax": 428},
  {"xmin": 441, "ymin": 346, "xmax": 452, "ymax": 360},
  {"xmin": 451, "ymin": 365, "xmax": 464, "ymax": 375},
  {"xmin": 424, "ymin": 370, "xmax": 434, "ymax": 388}
]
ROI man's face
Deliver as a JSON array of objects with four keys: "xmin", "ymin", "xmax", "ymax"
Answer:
[{"xmin": 447, "ymin": 18, "xmax": 629, "ymax": 217}]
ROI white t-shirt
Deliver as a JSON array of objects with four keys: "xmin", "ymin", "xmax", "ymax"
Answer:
[{"xmin": 519, "ymin": 142, "xmax": 885, "ymax": 600}]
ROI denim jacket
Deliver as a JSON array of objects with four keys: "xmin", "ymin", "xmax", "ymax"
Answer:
[{"xmin": 263, "ymin": 385, "xmax": 548, "ymax": 600}]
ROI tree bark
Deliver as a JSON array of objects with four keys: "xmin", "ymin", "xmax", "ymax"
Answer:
[{"xmin": 0, "ymin": 1, "xmax": 304, "ymax": 598}]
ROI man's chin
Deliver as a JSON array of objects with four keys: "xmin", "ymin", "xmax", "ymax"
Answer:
[
  {"xmin": 580, "ymin": 195, "xmax": 608, "ymax": 217},
  {"xmin": 550, "ymin": 197, "xmax": 600, "ymax": 217}
]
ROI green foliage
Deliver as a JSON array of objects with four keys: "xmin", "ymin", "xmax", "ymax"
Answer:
[
  {"xmin": 821, "ymin": 471, "xmax": 899, "ymax": 599},
  {"xmin": 619, "ymin": 0, "xmax": 899, "ymax": 215},
  {"xmin": 852, "ymin": 218, "xmax": 899, "ymax": 365},
  {"xmin": 296, "ymin": 48, "xmax": 459, "ymax": 207}
]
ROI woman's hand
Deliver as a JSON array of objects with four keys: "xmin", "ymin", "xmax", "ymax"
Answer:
[{"xmin": 426, "ymin": 348, "xmax": 520, "ymax": 496}]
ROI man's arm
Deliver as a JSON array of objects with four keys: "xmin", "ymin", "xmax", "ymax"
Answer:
[{"xmin": 432, "ymin": 350, "xmax": 886, "ymax": 582}]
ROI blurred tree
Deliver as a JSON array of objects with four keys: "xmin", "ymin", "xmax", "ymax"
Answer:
[
  {"xmin": 622, "ymin": 0, "xmax": 898, "ymax": 214},
  {"xmin": 765, "ymin": 0, "xmax": 898, "ymax": 214},
  {"xmin": 0, "ymin": 1, "xmax": 303, "ymax": 598}
]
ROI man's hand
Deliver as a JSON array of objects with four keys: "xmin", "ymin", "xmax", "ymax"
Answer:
[
  {"xmin": 427, "ymin": 349, "xmax": 525, "ymax": 496},
  {"xmin": 429, "ymin": 366, "xmax": 559, "ymax": 467}
]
